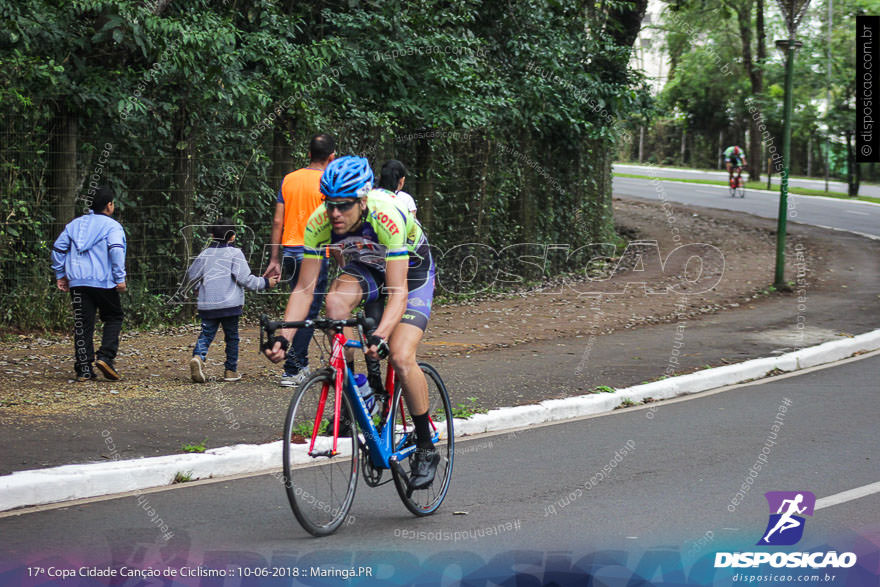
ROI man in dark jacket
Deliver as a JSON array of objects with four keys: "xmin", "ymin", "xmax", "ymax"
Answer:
[{"xmin": 51, "ymin": 186, "xmax": 127, "ymax": 381}]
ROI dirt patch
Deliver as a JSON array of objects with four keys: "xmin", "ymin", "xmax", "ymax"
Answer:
[{"xmin": 0, "ymin": 198, "xmax": 830, "ymax": 419}]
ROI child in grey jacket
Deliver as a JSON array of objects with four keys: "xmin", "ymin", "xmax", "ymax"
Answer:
[{"xmin": 187, "ymin": 219, "xmax": 279, "ymax": 382}]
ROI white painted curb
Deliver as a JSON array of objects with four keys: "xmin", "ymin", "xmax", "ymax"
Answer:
[{"xmin": 2, "ymin": 329, "xmax": 879, "ymax": 512}]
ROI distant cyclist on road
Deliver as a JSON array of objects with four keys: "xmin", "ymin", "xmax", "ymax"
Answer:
[
  {"xmin": 724, "ymin": 145, "xmax": 747, "ymax": 185},
  {"xmin": 264, "ymin": 156, "xmax": 439, "ymax": 489}
]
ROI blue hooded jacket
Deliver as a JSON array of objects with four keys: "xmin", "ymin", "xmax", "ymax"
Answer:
[{"xmin": 51, "ymin": 211, "xmax": 127, "ymax": 289}]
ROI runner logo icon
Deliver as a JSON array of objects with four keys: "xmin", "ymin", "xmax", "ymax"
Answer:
[{"xmin": 758, "ymin": 491, "xmax": 815, "ymax": 546}]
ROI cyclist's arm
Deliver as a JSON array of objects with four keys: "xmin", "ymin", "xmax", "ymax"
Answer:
[{"xmin": 374, "ymin": 258, "xmax": 408, "ymax": 341}]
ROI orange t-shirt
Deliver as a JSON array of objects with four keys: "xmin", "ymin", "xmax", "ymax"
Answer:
[{"xmin": 277, "ymin": 168, "xmax": 324, "ymax": 247}]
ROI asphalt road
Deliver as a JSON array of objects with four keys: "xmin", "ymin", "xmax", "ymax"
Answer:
[
  {"xmin": 2, "ymin": 353, "xmax": 878, "ymax": 584},
  {"xmin": 614, "ymin": 163, "xmax": 880, "ymax": 199},
  {"xmin": 611, "ymin": 175, "xmax": 880, "ymax": 240}
]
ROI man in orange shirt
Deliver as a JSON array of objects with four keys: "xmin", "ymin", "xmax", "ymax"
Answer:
[{"xmin": 264, "ymin": 134, "xmax": 335, "ymax": 386}]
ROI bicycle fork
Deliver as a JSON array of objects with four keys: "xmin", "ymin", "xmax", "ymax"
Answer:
[{"xmin": 308, "ymin": 333, "xmax": 348, "ymax": 458}]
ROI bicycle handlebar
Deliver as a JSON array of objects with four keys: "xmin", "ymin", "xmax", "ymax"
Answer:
[{"xmin": 260, "ymin": 313, "xmax": 377, "ymax": 351}]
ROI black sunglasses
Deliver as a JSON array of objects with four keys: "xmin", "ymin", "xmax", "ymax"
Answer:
[{"xmin": 324, "ymin": 199, "xmax": 358, "ymax": 212}]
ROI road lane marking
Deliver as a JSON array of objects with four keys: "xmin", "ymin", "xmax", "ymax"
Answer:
[
  {"xmin": 815, "ymin": 481, "xmax": 880, "ymax": 510},
  {"xmin": 846, "ymin": 210, "xmax": 870, "ymax": 216}
]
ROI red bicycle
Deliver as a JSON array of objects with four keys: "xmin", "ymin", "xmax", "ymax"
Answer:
[
  {"xmin": 261, "ymin": 313, "xmax": 454, "ymax": 536},
  {"xmin": 729, "ymin": 165, "xmax": 746, "ymax": 198}
]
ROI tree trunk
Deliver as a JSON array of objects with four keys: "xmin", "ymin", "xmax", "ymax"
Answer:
[
  {"xmin": 807, "ymin": 134, "xmax": 813, "ymax": 176},
  {"xmin": 845, "ymin": 131, "xmax": 859, "ymax": 197},
  {"xmin": 680, "ymin": 128, "xmax": 687, "ymax": 166},
  {"xmin": 475, "ymin": 137, "xmax": 492, "ymax": 242},
  {"xmin": 51, "ymin": 105, "xmax": 78, "ymax": 231},
  {"xmin": 415, "ymin": 137, "xmax": 435, "ymax": 234},
  {"xmin": 638, "ymin": 126, "xmax": 644, "ymax": 163},
  {"xmin": 733, "ymin": 0, "xmax": 764, "ymax": 183},
  {"xmin": 520, "ymin": 132, "xmax": 536, "ymax": 242},
  {"xmin": 583, "ymin": 137, "xmax": 615, "ymax": 244},
  {"xmin": 271, "ymin": 125, "xmax": 291, "ymax": 192},
  {"xmin": 174, "ymin": 106, "xmax": 196, "ymax": 317}
]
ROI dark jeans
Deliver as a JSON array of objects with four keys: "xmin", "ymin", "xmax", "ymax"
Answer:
[
  {"xmin": 281, "ymin": 250, "xmax": 328, "ymax": 374},
  {"xmin": 70, "ymin": 286, "xmax": 124, "ymax": 377},
  {"xmin": 193, "ymin": 315, "xmax": 240, "ymax": 372}
]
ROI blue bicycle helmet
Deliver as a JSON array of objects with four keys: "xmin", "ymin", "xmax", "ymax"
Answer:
[{"xmin": 320, "ymin": 156, "xmax": 374, "ymax": 199}]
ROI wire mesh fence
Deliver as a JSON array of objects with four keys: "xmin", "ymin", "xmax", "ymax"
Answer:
[{"xmin": 2, "ymin": 123, "xmax": 609, "ymax": 331}]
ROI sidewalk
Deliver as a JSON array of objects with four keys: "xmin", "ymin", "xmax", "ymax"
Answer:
[{"xmin": 2, "ymin": 201, "xmax": 879, "ymax": 511}]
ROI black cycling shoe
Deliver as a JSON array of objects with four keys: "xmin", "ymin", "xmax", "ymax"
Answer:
[{"xmin": 409, "ymin": 447, "xmax": 440, "ymax": 489}]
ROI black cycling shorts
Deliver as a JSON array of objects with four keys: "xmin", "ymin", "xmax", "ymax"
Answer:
[{"xmin": 341, "ymin": 253, "xmax": 435, "ymax": 331}]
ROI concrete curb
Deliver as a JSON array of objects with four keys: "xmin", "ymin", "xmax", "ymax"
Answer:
[{"xmin": 2, "ymin": 329, "xmax": 879, "ymax": 512}]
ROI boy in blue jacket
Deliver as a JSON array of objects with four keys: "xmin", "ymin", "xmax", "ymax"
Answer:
[
  {"xmin": 186, "ymin": 219, "xmax": 278, "ymax": 383},
  {"xmin": 51, "ymin": 186, "xmax": 127, "ymax": 382}
]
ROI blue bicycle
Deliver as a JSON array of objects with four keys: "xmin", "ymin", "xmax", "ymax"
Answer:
[{"xmin": 261, "ymin": 314, "xmax": 454, "ymax": 536}]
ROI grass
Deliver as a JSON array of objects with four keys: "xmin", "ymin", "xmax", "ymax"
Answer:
[
  {"xmin": 614, "ymin": 173, "xmax": 880, "ymax": 204},
  {"xmin": 616, "ymin": 399, "xmax": 637, "ymax": 409},
  {"xmin": 291, "ymin": 420, "xmax": 329, "ymax": 439},
  {"xmin": 181, "ymin": 439, "xmax": 207, "ymax": 453},
  {"xmin": 617, "ymin": 163, "xmax": 880, "ymax": 186},
  {"xmin": 591, "ymin": 385, "xmax": 616, "ymax": 394},
  {"xmin": 172, "ymin": 471, "xmax": 193, "ymax": 484},
  {"xmin": 451, "ymin": 397, "xmax": 488, "ymax": 419}
]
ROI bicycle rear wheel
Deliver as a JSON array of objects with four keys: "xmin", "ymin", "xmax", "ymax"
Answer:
[
  {"xmin": 389, "ymin": 362, "xmax": 454, "ymax": 516},
  {"xmin": 282, "ymin": 370, "xmax": 359, "ymax": 536}
]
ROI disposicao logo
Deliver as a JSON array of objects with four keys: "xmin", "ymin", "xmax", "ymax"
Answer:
[
  {"xmin": 759, "ymin": 490, "xmax": 815, "ymax": 546},
  {"xmin": 714, "ymin": 490, "xmax": 858, "ymax": 570}
]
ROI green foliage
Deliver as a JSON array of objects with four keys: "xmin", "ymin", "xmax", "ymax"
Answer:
[
  {"xmin": 592, "ymin": 385, "xmax": 616, "ymax": 394},
  {"xmin": 291, "ymin": 420, "xmax": 329, "ymax": 439},
  {"xmin": 451, "ymin": 396, "xmax": 487, "ymax": 419},
  {"xmin": 172, "ymin": 471, "xmax": 194, "ymax": 483},
  {"xmin": 181, "ymin": 438, "xmax": 207, "ymax": 453},
  {"xmin": 1, "ymin": 0, "xmax": 646, "ymax": 331},
  {"xmin": 633, "ymin": 0, "xmax": 867, "ymax": 184}
]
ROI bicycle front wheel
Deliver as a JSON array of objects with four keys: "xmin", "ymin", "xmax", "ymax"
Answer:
[
  {"xmin": 390, "ymin": 362, "xmax": 454, "ymax": 516},
  {"xmin": 282, "ymin": 370, "xmax": 359, "ymax": 536}
]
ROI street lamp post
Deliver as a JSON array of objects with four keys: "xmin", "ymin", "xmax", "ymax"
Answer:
[
  {"xmin": 772, "ymin": 0, "xmax": 811, "ymax": 290},
  {"xmin": 773, "ymin": 38, "xmax": 803, "ymax": 290}
]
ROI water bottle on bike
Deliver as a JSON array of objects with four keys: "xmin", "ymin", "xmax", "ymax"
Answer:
[{"xmin": 354, "ymin": 373, "xmax": 379, "ymax": 416}]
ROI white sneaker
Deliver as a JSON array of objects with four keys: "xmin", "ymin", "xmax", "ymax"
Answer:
[
  {"xmin": 280, "ymin": 367, "xmax": 310, "ymax": 387},
  {"xmin": 190, "ymin": 356, "xmax": 206, "ymax": 383}
]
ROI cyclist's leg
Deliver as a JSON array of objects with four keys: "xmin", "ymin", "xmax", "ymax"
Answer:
[
  {"xmin": 390, "ymin": 323, "xmax": 429, "ymax": 416},
  {"xmin": 327, "ymin": 263, "xmax": 382, "ymax": 363},
  {"xmin": 390, "ymin": 321, "xmax": 437, "ymax": 489},
  {"xmin": 390, "ymin": 259, "xmax": 434, "ymax": 418},
  {"xmin": 326, "ymin": 264, "xmax": 377, "ymax": 319}
]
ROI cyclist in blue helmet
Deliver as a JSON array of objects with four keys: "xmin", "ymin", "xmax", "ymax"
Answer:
[{"xmin": 265, "ymin": 156, "xmax": 440, "ymax": 489}]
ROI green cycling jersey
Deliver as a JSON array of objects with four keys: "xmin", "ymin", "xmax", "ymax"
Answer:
[{"xmin": 303, "ymin": 189, "xmax": 429, "ymax": 270}]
